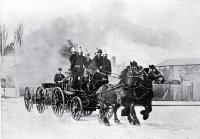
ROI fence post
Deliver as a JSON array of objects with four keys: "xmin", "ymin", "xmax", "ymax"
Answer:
[
  {"xmin": 173, "ymin": 85, "xmax": 176, "ymax": 100},
  {"xmin": 190, "ymin": 81, "xmax": 193, "ymax": 101}
]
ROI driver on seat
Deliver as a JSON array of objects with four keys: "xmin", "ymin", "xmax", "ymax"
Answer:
[{"xmin": 54, "ymin": 68, "xmax": 65, "ymax": 88}]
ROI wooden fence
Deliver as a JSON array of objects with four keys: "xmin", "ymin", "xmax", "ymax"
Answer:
[{"xmin": 153, "ymin": 80, "xmax": 200, "ymax": 101}]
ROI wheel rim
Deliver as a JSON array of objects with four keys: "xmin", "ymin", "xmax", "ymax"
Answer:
[
  {"xmin": 82, "ymin": 110, "xmax": 93, "ymax": 116},
  {"xmin": 24, "ymin": 87, "xmax": 33, "ymax": 112},
  {"xmin": 36, "ymin": 87, "xmax": 45, "ymax": 113},
  {"xmin": 70, "ymin": 97, "xmax": 82, "ymax": 120},
  {"xmin": 52, "ymin": 87, "xmax": 65, "ymax": 117},
  {"xmin": 105, "ymin": 106, "xmax": 113, "ymax": 119}
]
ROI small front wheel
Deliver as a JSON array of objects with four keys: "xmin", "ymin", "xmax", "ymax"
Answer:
[
  {"xmin": 105, "ymin": 106, "xmax": 113, "ymax": 119},
  {"xmin": 98, "ymin": 106, "xmax": 113, "ymax": 120},
  {"xmin": 70, "ymin": 96, "xmax": 83, "ymax": 120}
]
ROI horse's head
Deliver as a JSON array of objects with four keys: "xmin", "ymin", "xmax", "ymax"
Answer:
[
  {"xmin": 119, "ymin": 61, "xmax": 142, "ymax": 87},
  {"xmin": 125, "ymin": 61, "xmax": 142, "ymax": 87},
  {"xmin": 149, "ymin": 65, "xmax": 165, "ymax": 84}
]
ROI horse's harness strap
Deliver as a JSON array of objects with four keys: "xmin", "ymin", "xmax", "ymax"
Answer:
[
  {"xmin": 98, "ymin": 84, "xmax": 123, "ymax": 95},
  {"xmin": 134, "ymin": 90, "xmax": 151, "ymax": 100},
  {"xmin": 131, "ymin": 85, "xmax": 152, "ymax": 100}
]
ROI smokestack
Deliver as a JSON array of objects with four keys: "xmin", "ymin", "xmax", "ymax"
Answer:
[{"xmin": 111, "ymin": 56, "xmax": 116, "ymax": 67}]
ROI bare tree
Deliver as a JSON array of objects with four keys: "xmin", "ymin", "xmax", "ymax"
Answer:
[
  {"xmin": 1, "ymin": 25, "xmax": 8, "ymax": 56},
  {"xmin": 14, "ymin": 24, "xmax": 23, "ymax": 55}
]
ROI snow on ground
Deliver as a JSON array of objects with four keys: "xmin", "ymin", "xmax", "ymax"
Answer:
[{"xmin": 1, "ymin": 97, "xmax": 200, "ymax": 139}]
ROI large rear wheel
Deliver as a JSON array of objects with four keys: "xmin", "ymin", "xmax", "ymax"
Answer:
[
  {"xmin": 24, "ymin": 87, "xmax": 33, "ymax": 112},
  {"xmin": 35, "ymin": 87, "xmax": 45, "ymax": 113},
  {"xmin": 52, "ymin": 87, "xmax": 65, "ymax": 117},
  {"xmin": 70, "ymin": 96, "xmax": 83, "ymax": 120}
]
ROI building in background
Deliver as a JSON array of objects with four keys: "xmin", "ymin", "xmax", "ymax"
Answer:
[
  {"xmin": 154, "ymin": 58, "xmax": 200, "ymax": 101},
  {"xmin": 157, "ymin": 58, "xmax": 200, "ymax": 83}
]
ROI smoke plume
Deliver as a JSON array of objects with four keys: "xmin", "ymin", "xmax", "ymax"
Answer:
[{"xmin": 13, "ymin": 0, "xmax": 200, "ymax": 87}]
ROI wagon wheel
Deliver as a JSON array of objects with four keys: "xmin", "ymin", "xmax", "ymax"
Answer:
[
  {"xmin": 105, "ymin": 106, "xmax": 113, "ymax": 119},
  {"xmin": 70, "ymin": 96, "xmax": 83, "ymax": 120},
  {"xmin": 24, "ymin": 87, "xmax": 33, "ymax": 112},
  {"xmin": 98, "ymin": 106, "xmax": 113, "ymax": 120},
  {"xmin": 82, "ymin": 110, "xmax": 93, "ymax": 116},
  {"xmin": 52, "ymin": 87, "xmax": 65, "ymax": 117},
  {"xmin": 35, "ymin": 87, "xmax": 45, "ymax": 114}
]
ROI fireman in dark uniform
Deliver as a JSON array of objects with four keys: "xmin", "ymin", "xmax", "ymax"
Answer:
[
  {"xmin": 69, "ymin": 47, "xmax": 78, "ymax": 89},
  {"xmin": 82, "ymin": 52, "xmax": 92, "ymax": 91},
  {"xmin": 70, "ymin": 47, "xmax": 86, "ymax": 90},
  {"xmin": 54, "ymin": 68, "xmax": 65, "ymax": 88},
  {"xmin": 69, "ymin": 47, "xmax": 77, "ymax": 72},
  {"xmin": 84, "ymin": 52, "xmax": 92, "ymax": 68},
  {"xmin": 76, "ymin": 47, "xmax": 85, "ymax": 90},
  {"xmin": 92, "ymin": 49, "xmax": 103, "ymax": 71},
  {"xmin": 102, "ymin": 52, "xmax": 112, "ymax": 84},
  {"xmin": 89, "ymin": 49, "xmax": 104, "ymax": 90}
]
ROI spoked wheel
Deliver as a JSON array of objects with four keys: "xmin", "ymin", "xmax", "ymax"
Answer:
[
  {"xmin": 98, "ymin": 105, "xmax": 114, "ymax": 120},
  {"xmin": 105, "ymin": 106, "xmax": 114, "ymax": 119},
  {"xmin": 35, "ymin": 87, "xmax": 45, "ymax": 114},
  {"xmin": 70, "ymin": 96, "xmax": 83, "ymax": 120},
  {"xmin": 82, "ymin": 110, "xmax": 93, "ymax": 116},
  {"xmin": 24, "ymin": 87, "xmax": 33, "ymax": 112},
  {"xmin": 52, "ymin": 87, "xmax": 65, "ymax": 117}
]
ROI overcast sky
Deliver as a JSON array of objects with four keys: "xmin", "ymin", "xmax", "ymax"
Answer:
[{"xmin": 1, "ymin": 0, "xmax": 200, "ymax": 66}]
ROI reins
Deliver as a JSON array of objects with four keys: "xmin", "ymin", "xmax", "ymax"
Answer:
[
  {"xmin": 130, "ymin": 85, "xmax": 151, "ymax": 100},
  {"xmin": 88, "ymin": 69, "xmax": 141, "ymax": 80}
]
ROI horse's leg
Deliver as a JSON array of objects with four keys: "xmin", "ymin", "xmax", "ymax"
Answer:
[
  {"xmin": 125, "ymin": 105, "xmax": 134, "ymax": 124},
  {"xmin": 103, "ymin": 103, "xmax": 111, "ymax": 126},
  {"xmin": 99, "ymin": 101, "xmax": 110, "ymax": 126},
  {"xmin": 98, "ymin": 101, "xmax": 104, "ymax": 123},
  {"xmin": 140, "ymin": 90, "xmax": 153, "ymax": 120},
  {"xmin": 146, "ymin": 89, "xmax": 153, "ymax": 114},
  {"xmin": 113, "ymin": 104, "xmax": 120, "ymax": 124},
  {"xmin": 130, "ymin": 103, "xmax": 140, "ymax": 126},
  {"xmin": 121, "ymin": 106, "xmax": 130, "ymax": 116}
]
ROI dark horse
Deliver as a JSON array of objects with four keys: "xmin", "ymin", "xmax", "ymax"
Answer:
[
  {"xmin": 96, "ymin": 61, "xmax": 142, "ymax": 126},
  {"xmin": 120, "ymin": 65, "xmax": 165, "ymax": 121}
]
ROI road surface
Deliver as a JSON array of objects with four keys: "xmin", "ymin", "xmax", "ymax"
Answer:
[{"xmin": 1, "ymin": 97, "xmax": 200, "ymax": 139}]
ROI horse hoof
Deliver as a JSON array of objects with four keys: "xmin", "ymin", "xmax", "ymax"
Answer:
[
  {"xmin": 140, "ymin": 110, "xmax": 146, "ymax": 115},
  {"xmin": 129, "ymin": 121, "xmax": 134, "ymax": 125},
  {"xmin": 135, "ymin": 121, "xmax": 141, "ymax": 126},
  {"xmin": 114, "ymin": 119, "xmax": 121, "ymax": 124},
  {"xmin": 143, "ymin": 115, "xmax": 149, "ymax": 120},
  {"xmin": 99, "ymin": 119, "xmax": 104, "ymax": 124},
  {"xmin": 105, "ymin": 122, "xmax": 110, "ymax": 126}
]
